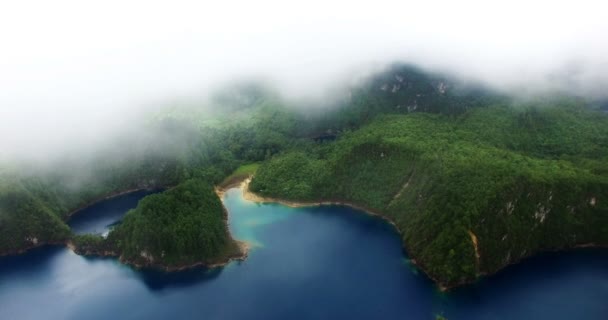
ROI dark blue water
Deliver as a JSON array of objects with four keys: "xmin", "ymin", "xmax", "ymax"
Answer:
[
  {"xmin": 1, "ymin": 188, "xmax": 607, "ymax": 319},
  {"xmin": 68, "ymin": 189, "xmax": 161, "ymax": 235}
]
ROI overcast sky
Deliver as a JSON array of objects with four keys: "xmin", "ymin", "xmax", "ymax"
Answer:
[{"xmin": 1, "ymin": 0, "xmax": 607, "ymax": 161}]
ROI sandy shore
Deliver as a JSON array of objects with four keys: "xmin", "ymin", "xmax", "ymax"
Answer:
[
  {"xmin": 62, "ymin": 186, "xmax": 251, "ymax": 271},
  {"xmin": 223, "ymin": 176, "xmax": 459, "ymax": 290}
]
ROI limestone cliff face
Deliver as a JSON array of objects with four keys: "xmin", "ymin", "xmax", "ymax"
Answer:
[
  {"xmin": 250, "ymin": 104, "xmax": 608, "ymax": 289},
  {"xmin": 379, "ymin": 167, "xmax": 608, "ymax": 288},
  {"xmin": 474, "ymin": 180, "xmax": 607, "ymax": 277}
]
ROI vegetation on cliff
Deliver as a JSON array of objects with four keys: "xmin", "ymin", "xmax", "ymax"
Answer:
[
  {"xmin": 1, "ymin": 64, "xmax": 607, "ymax": 288},
  {"xmin": 0, "ymin": 174, "xmax": 72, "ymax": 254},
  {"xmin": 251, "ymin": 102, "xmax": 608, "ymax": 287},
  {"xmin": 0, "ymin": 92, "xmax": 298, "ymax": 256},
  {"xmin": 107, "ymin": 179, "xmax": 243, "ymax": 268},
  {"xmin": 71, "ymin": 179, "xmax": 244, "ymax": 268}
]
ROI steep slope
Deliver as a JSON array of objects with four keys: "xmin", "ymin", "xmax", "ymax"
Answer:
[
  {"xmin": 0, "ymin": 174, "xmax": 71, "ymax": 254},
  {"xmin": 2, "ymin": 64, "xmax": 606, "ymax": 289},
  {"xmin": 76, "ymin": 179, "xmax": 246, "ymax": 269},
  {"xmin": 250, "ymin": 104, "xmax": 608, "ymax": 288},
  {"xmin": 0, "ymin": 96, "xmax": 298, "ymax": 256}
]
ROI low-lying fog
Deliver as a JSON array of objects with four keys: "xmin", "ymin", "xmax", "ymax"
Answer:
[{"xmin": 1, "ymin": 0, "xmax": 607, "ymax": 162}]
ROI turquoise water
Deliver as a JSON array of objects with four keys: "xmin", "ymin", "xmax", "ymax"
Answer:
[{"xmin": 1, "ymin": 188, "xmax": 607, "ymax": 319}]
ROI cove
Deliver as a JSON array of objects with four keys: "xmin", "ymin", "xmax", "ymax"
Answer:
[
  {"xmin": 1, "ymin": 187, "xmax": 607, "ymax": 319},
  {"xmin": 67, "ymin": 189, "xmax": 163, "ymax": 235}
]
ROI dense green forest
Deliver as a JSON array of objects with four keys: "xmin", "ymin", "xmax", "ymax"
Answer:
[
  {"xmin": 0, "ymin": 90, "xmax": 300, "ymax": 257},
  {"xmin": 1, "ymin": 64, "xmax": 606, "ymax": 288},
  {"xmin": 251, "ymin": 102, "xmax": 608, "ymax": 286},
  {"xmin": 73, "ymin": 179, "xmax": 243, "ymax": 268}
]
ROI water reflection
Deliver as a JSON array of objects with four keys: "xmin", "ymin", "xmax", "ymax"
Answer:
[{"xmin": 0, "ymin": 187, "xmax": 607, "ymax": 320}]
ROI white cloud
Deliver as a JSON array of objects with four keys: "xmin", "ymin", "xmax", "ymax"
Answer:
[{"xmin": 1, "ymin": 0, "xmax": 607, "ymax": 160}]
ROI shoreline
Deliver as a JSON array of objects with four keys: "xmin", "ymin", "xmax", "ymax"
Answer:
[
  {"xmin": 0, "ymin": 241, "xmax": 68, "ymax": 258},
  {"xmin": 118, "ymin": 240, "xmax": 250, "ymax": 271},
  {"xmin": 219, "ymin": 175, "xmax": 608, "ymax": 291},
  {"xmin": 231, "ymin": 177, "xmax": 452, "ymax": 290},
  {"xmin": 65, "ymin": 186, "xmax": 168, "ymax": 220},
  {"xmin": 237, "ymin": 178, "xmax": 401, "ymax": 231},
  {"xmin": 5, "ymin": 176, "xmax": 607, "ymax": 291},
  {"xmin": 1, "ymin": 187, "xmax": 164, "ymax": 258},
  {"xmin": 219, "ymin": 177, "xmax": 459, "ymax": 289},
  {"xmin": 67, "ymin": 239, "xmax": 249, "ymax": 271},
  {"xmin": 3, "ymin": 184, "xmax": 249, "ymax": 272},
  {"xmin": 66, "ymin": 185, "xmax": 251, "ymax": 272}
]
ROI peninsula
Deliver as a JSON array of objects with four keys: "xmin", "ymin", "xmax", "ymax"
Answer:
[{"xmin": 1, "ymin": 64, "xmax": 606, "ymax": 289}]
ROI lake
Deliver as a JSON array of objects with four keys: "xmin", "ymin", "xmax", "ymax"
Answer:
[
  {"xmin": 1, "ymin": 187, "xmax": 607, "ymax": 319},
  {"xmin": 68, "ymin": 189, "xmax": 162, "ymax": 236}
]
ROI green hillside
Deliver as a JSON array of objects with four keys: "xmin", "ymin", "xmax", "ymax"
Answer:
[
  {"xmin": 1, "ymin": 64, "xmax": 607, "ymax": 288},
  {"xmin": 80, "ymin": 179, "xmax": 244, "ymax": 268},
  {"xmin": 251, "ymin": 103, "xmax": 608, "ymax": 287}
]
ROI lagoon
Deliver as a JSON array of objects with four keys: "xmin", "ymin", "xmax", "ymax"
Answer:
[{"xmin": 1, "ymin": 188, "xmax": 607, "ymax": 319}]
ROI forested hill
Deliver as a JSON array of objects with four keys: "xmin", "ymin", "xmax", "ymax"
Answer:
[
  {"xmin": 250, "ymin": 102, "xmax": 608, "ymax": 287},
  {"xmin": 73, "ymin": 179, "xmax": 244, "ymax": 268},
  {"xmin": 299, "ymin": 64, "xmax": 508, "ymax": 134},
  {"xmin": 1, "ymin": 63, "xmax": 607, "ymax": 288}
]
